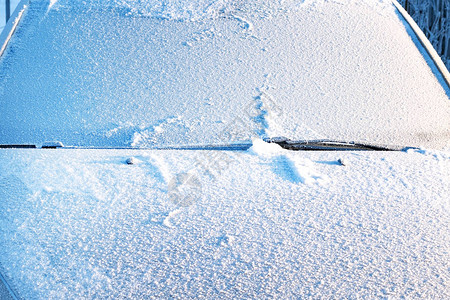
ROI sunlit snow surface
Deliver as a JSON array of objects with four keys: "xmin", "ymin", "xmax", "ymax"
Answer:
[
  {"xmin": 0, "ymin": 146, "xmax": 449, "ymax": 298},
  {"xmin": 0, "ymin": 0, "xmax": 449, "ymax": 148},
  {"xmin": 0, "ymin": 1, "xmax": 450, "ymax": 298}
]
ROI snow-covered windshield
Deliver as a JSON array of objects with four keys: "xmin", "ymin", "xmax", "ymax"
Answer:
[{"xmin": 0, "ymin": 0, "xmax": 449, "ymax": 149}]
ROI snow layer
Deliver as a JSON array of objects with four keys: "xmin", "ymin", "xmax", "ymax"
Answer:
[
  {"xmin": 0, "ymin": 0, "xmax": 449, "ymax": 149},
  {"xmin": 0, "ymin": 147, "xmax": 449, "ymax": 298},
  {"xmin": 57, "ymin": 0, "xmax": 236, "ymax": 21}
]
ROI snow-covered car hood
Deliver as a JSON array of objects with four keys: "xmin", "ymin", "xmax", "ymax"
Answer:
[
  {"xmin": 0, "ymin": 145, "xmax": 449, "ymax": 298},
  {"xmin": 1, "ymin": 0, "xmax": 449, "ymax": 298}
]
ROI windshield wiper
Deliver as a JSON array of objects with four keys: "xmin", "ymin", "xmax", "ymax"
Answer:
[
  {"xmin": 263, "ymin": 138, "xmax": 403, "ymax": 151},
  {"xmin": 0, "ymin": 141, "xmax": 63, "ymax": 149},
  {"xmin": 0, "ymin": 144, "xmax": 36, "ymax": 149},
  {"xmin": 0, "ymin": 139, "xmax": 405, "ymax": 151},
  {"xmin": 154, "ymin": 138, "xmax": 404, "ymax": 151}
]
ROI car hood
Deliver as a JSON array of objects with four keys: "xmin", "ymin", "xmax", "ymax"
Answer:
[{"xmin": 0, "ymin": 146, "xmax": 449, "ymax": 298}]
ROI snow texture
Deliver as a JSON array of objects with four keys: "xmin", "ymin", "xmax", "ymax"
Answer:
[
  {"xmin": 0, "ymin": 2, "xmax": 449, "ymax": 296},
  {"xmin": 0, "ymin": 275, "xmax": 15, "ymax": 300},
  {"xmin": 0, "ymin": 0, "xmax": 449, "ymax": 149},
  {"xmin": 0, "ymin": 148, "xmax": 449, "ymax": 298}
]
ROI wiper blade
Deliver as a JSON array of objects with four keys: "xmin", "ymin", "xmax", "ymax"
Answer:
[
  {"xmin": 155, "ymin": 138, "xmax": 403, "ymax": 151},
  {"xmin": 0, "ymin": 141, "xmax": 63, "ymax": 149},
  {"xmin": 264, "ymin": 138, "xmax": 403, "ymax": 151},
  {"xmin": 155, "ymin": 144, "xmax": 252, "ymax": 151},
  {"xmin": 0, "ymin": 144, "xmax": 36, "ymax": 149}
]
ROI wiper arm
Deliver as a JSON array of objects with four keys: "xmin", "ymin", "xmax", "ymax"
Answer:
[{"xmin": 264, "ymin": 138, "xmax": 403, "ymax": 151}]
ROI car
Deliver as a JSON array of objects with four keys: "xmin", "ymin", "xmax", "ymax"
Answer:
[{"xmin": 0, "ymin": 0, "xmax": 449, "ymax": 298}]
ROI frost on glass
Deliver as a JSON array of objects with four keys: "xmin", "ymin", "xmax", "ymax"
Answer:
[{"xmin": 0, "ymin": 0, "xmax": 449, "ymax": 149}]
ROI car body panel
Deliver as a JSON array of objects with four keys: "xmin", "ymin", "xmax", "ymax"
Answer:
[
  {"xmin": 0, "ymin": 147, "xmax": 449, "ymax": 298},
  {"xmin": 1, "ymin": 0, "xmax": 450, "ymax": 298}
]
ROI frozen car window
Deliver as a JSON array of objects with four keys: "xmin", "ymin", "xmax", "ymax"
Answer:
[{"xmin": 0, "ymin": 0, "xmax": 449, "ymax": 149}]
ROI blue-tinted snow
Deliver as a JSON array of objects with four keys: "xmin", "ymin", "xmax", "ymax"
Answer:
[
  {"xmin": 1, "ymin": 1, "xmax": 450, "ymax": 299},
  {"xmin": 0, "ymin": 0, "xmax": 449, "ymax": 149},
  {"xmin": 0, "ymin": 147, "xmax": 449, "ymax": 298}
]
